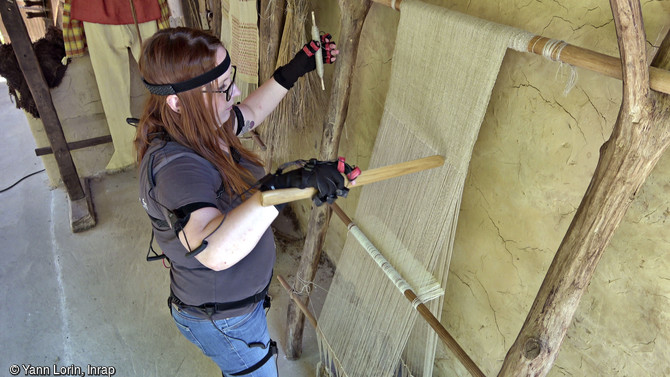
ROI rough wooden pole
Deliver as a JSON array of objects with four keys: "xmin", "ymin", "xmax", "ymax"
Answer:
[
  {"xmin": 0, "ymin": 0, "xmax": 95, "ymax": 232},
  {"xmin": 257, "ymin": 0, "xmax": 285, "ymax": 171},
  {"xmin": 259, "ymin": 0, "xmax": 285, "ymax": 82},
  {"xmin": 210, "ymin": 0, "xmax": 222, "ymax": 39},
  {"xmin": 497, "ymin": 1, "xmax": 670, "ymax": 376},
  {"xmin": 284, "ymin": 0, "xmax": 372, "ymax": 359},
  {"xmin": 180, "ymin": 0, "xmax": 201, "ymax": 29}
]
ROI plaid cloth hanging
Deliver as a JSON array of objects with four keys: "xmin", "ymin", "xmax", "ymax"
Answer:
[{"xmin": 62, "ymin": 0, "xmax": 170, "ymax": 59}]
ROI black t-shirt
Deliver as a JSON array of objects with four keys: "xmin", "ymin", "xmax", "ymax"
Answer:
[{"xmin": 138, "ymin": 141, "xmax": 275, "ymax": 318}]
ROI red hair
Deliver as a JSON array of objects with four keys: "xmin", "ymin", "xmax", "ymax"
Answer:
[{"xmin": 136, "ymin": 28, "xmax": 263, "ymax": 197}]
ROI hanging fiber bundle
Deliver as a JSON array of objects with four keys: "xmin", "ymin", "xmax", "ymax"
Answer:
[{"xmin": 258, "ymin": 0, "xmax": 327, "ymax": 171}]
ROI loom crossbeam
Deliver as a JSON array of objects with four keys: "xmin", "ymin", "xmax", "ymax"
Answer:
[{"xmin": 371, "ymin": 0, "xmax": 670, "ymax": 96}]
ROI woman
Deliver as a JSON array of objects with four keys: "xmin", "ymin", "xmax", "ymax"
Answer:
[{"xmin": 135, "ymin": 27, "xmax": 344, "ymax": 376}]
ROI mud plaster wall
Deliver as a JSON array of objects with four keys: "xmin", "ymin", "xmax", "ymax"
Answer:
[{"xmin": 296, "ymin": 0, "xmax": 670, "ymax": 376}]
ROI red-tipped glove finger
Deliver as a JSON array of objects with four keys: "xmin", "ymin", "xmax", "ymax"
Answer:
[{"xmin": 321, "ymin": 33, "xmax": 338, "ymax": 64}]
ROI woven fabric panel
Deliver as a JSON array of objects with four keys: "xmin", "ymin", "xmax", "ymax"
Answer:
[{"xmin": 317, "ymin": 1, "xmax": 522, "ymax": 376}]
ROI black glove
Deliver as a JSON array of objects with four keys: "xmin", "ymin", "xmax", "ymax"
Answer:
[
  {"xmin": 273, "ymin": 33, "xmax": 338, "ymax": 90},
  {"xmin": 259, "ymin": 158, "xmax": 349, "ymax": 206}
]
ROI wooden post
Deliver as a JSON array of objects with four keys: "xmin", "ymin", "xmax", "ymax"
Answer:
[
  {"xmin": 257, "ymin": 0, "xmax": 285, "ymax": 171},
  {"xmin": 180, "ymin": 0, "xmax": 201, "ymax": 29},
  {"xmin": 284, "ymin": 0, "xmax": 372, "ymax": 359},
  {"xmin": 0, "ymin": 0, "xmax": 95, "ymax": 232},
  {"xmin": 210, "ymin": 0, "xmax": 222, "ymax": 39},
  {"xmin": 259, "ymin": 0, "xmax": 285, "ymax": 82},
  {"xmin": 497, "ymin": 0, "xmax": 670, "ymax": 376}
]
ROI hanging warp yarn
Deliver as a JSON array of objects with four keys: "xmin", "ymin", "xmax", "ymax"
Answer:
[{"xmin": 315, "ymin": 1, "xmax": 534, "ymax": 376}]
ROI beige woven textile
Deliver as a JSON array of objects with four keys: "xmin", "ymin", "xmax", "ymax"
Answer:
[
  {"xmin": 220, "ymin": 0, "xmax": 259, "ymax": 99},
  {"xmin": 228, "ymin": 0, "xmax": 259, "ymax": 85},
  {"xmin": 315, "ymin": 1, "xmax": 531, "ymax": 376}
]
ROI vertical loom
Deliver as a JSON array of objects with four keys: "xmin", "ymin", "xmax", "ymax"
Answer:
[
  {"xmin": 281, "ymin": 0, "xmax": 670, "ymax": 374},
  {"xmin": 313, "ymin": 1, "xmax": 534, "ymax": 376}
]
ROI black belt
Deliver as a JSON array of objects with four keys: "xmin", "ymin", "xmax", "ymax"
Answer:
[{"xmin": 168, "ymin": 280, "xmax": 271, "ymax": 316}]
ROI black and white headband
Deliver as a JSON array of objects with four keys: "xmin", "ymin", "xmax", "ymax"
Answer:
[{"xmin": 142, "ymin": 53, "xmax": 231, "ymax": 96}]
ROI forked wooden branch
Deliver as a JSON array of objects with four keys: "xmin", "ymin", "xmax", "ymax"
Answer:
[{"xmin": 497, "ymin": 0, "xmax": 670, "ymax": 376}]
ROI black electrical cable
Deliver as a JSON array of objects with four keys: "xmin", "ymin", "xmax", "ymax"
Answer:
[{"xmin": 0, "ymin": 169, "xmax": 45, "ymax": 193}]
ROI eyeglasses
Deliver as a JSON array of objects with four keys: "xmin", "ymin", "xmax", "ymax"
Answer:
[{"xmin": 202, "ymin": 65, "xmax": 237, "ymax": 101}]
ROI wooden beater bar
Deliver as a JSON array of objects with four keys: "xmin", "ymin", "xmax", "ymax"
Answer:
[
  {"xmin": 329, "ymin": 203, "xmax": 486, "ymax": 377},
  {"xmin": 371, "ymin": 0, "xmax": 670, "ymax": 95},
  {"xmin": 260, "ymin": 155, "xmax": 445, "ymax": 207}
]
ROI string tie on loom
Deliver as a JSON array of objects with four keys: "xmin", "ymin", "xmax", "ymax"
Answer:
[{"xmin": 532, "ymin": 37, "xmax": 578, "ymax": 95}]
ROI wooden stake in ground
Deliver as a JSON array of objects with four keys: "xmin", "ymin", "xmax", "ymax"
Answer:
[
  {"xmin": 497, "ymin": 1, "xmax": 670, "ymax": 376},
  {"xmin": 285, "ymin": 0, "xmax": 373, "ymax": 359}
]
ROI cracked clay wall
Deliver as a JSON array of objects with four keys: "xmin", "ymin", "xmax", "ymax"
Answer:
[{"xmin": 306, "ymin": 0, "xmax": 670, "ymax": 376}]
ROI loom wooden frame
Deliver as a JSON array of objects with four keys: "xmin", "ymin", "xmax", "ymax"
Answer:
[
  {"xmin": 284, "ymin": 0, "xmax": 373, "ymax": 359},
  {"xmin": 284, "ymin": 0, "xmax": 670, "ymax": 376}
]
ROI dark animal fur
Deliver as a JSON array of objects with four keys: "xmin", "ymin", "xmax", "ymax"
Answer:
[{"xmin": 0, "ymin": 26, "xmax": 68, "ymax": 118}]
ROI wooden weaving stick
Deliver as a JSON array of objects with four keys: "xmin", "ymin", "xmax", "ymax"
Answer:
[
  {"xmin": 328, "ymin": 203, "xmax": 486, "ymax": 377},
  {"xmin": 260, "ymin": 155, "xmax": 445, "ymax": 206}
]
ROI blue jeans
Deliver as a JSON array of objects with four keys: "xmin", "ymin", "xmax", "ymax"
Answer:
[{"xmin": 171, "ymin": 301, "xmax": 278, "ymax": 377}]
